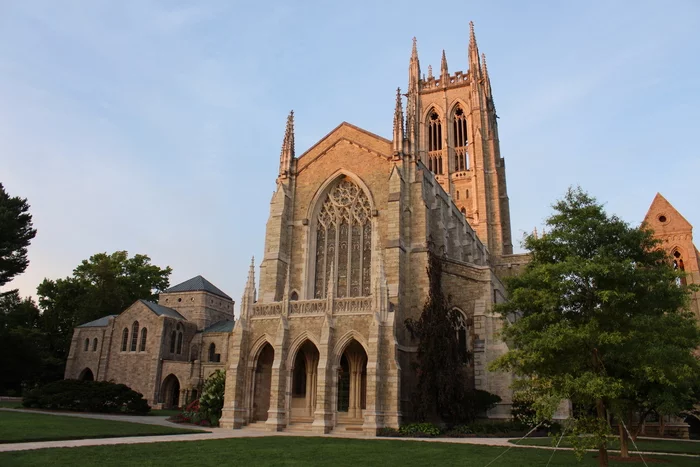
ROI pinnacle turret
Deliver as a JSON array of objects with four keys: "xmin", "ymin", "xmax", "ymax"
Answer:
[
  {"xmin": 278, "ymin": 110, "xmax": 295, "ymax": 179},
  {"xmin": 468, "ymin": 21, "xmax": 481, "ymax": 74},
  {"xmin": 392, "ymin": 87, "xmax": 405, "ymax": 156},
  {"xmin": 440, "ymin": 49, "xmax": 448, "ymax": 79}
]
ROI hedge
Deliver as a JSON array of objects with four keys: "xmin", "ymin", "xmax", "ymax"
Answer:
[{"xmin": 23, "ymin": 379, "xmax": 150, "ymax": 414}]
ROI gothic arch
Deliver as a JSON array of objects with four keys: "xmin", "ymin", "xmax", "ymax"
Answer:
[
  {"xmin": 447, "ymin": 98, "xmax": 469, "ymax": 117},
  {"xmin": 79, "ymin": 367, "xmax": 94, "ymax": 381},
  {"xmin": 304, "ymin": 172, "xmax": 377, "ymax": 299},
  {"xmin": 332, "ymin": 330, "xmax": 369, "ymax": 367},
  {"xmin": 248, "ymin": 334, "xmax": 274, "ymax": 368},
  {"xmin": 286, "ymin": 331, "xmax": 320, "ymax": 368}
]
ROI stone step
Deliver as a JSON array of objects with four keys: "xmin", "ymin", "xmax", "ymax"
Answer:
[
  {"xmin": 286, "ymin": 423, "xmax": 315, "ymax": 432},
  {"xmin": 246, "ymin": 421, "xmax": 268, "ymax": 431}
]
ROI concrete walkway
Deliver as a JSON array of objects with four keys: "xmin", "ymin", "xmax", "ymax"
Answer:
[{"xmin": 1, "ymin": 408, "xmax": 698, "ymax": 459}]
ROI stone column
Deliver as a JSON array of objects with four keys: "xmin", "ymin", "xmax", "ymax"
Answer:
[
  {"xmin": 220, "ymin": 320, "xmax": 250, "ymax": 429},
  {"xmin": 312, "ymin": 315, "xmax": 334, "ymax": 433},
  {"xmin": 266, "ymin": 317, "xmax": 288, "ymax": 431}
]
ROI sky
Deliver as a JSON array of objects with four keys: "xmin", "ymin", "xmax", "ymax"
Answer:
[{"xmin": 1, "ymin": 0, "xmax": 699, "ymax": 312}]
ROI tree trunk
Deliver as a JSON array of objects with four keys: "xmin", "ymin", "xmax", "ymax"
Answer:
[
  {"xmin": 659, "ymin": 414, "xmax": 666, "ymax": 437},
  {"xmin": 597, "ymin": 398, "xmax": 609, "ymax": 467},
  {"xmin": 618, "ymin": 422, "xmax": 629, "ymax": 457}
]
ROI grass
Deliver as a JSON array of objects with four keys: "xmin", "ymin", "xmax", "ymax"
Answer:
[
  {"xmin": 0, "ymin": 437, "xmax": 697, "ymax": 467},
  {"xmin": 513, "ymin": 435, "xmax": 700, "ymax": 455},
  {"xmin": 0, "ymin": 411, "xmax": 204, "ymax": 444},
  {"xmin": 148, "ymin": 409, "xmax": 182, "ymax": 417},
  {"xmin": 0, "ymin": 401, "xmax": 23, "ymax": 409}
]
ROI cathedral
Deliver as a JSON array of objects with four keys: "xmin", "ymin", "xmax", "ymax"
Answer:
[{"xmin": 64, "ymin": 23, "xmax": 700, "ymax": 435}]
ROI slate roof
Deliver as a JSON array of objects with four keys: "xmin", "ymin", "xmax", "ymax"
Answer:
[
  {"xmin": 164, "ymin": 275, "xmax": 232, "ymax": 300},
  {"xmin": 77, "ymin": 315, "xmax": 117, "ymax": 328},
  {"xmin": 140, "ymin": 300, "xmax": 186, "ymax": 320},
  {"xmin": 201, "ymin": 320, "xmax": 235, "ymax": 333}
]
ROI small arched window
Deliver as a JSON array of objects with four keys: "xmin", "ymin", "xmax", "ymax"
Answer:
[
  {"xmin": 456, "ymin": 191, "xmax": 460, "ymax": 200},
  {"xmin": 121, "ymin": 328, "xmax": 129, "ymax": 352},
  {"xmin": 84, "ymin": 338, "xmax": 90, "ymax": 351},
  {"xmin": 140, "ymin": 328, "xmax": 147, "ymax": 352},
  {"xmin": 428, "ymin": 110, "xmax": 442, "ymax": 152},
  {"xmin": 453, "ymin": 309, "xmax": 470, "ymax": 364},
  {"xmin": 673, "ymin": 250, "xmax": 687, "ymax": 286},
  {"xmin": 92, "ymin": 337, "xmax": 98, "ymax": 352},
  {"xmin": 170, "ymin": 330, "xmax": 176, "ymax": 353},
  {"xmin": 130, "ymin": 321, "xmax": 139, "ymax": 352},
  {"xmin": 208, "ymin": 343, "xmax": 217, "ymax": 362},
  {"xmin": 176, "ymin": 323, "xmax": 183, "ymax": 355},
  {"xmin": 290, "ymin": 291, "xmax": 299, "ymax": 301},
  {"xmin": 452, "ymin": 106, "xmax": 469, "ymax": 171},
  {"xmin": 461, "ymin": 207, "xmax": 467, "ymax": 216}
]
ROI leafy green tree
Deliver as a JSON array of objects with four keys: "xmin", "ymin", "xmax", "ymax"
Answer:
[
  {"xmin": 198, "ymin": 370, "xmax": 226, "ymax": 425},
  {"xmin": 405, "ymin": 250, "xmax": 467, "ymax": 425},
  {"xmin": 0, "ymin": 183, "xmax": 37, "ymax": 286},
  {"xmin": 38, "ymin": 251, "xmax": 172, "ymax": 361},
  {"xmin": 491, "ymin": 187, "xmax": 700, "ymax": 466}
]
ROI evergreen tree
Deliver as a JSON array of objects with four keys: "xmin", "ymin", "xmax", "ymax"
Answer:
[{"xmin": 0, "ymin": 182, "xmax": 37, "ymax": 287}]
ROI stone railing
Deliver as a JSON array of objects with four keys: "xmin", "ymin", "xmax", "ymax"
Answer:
[
  {"xmin": 290, "ymin": 299, "xmax": 326, "ymax": 316},
  {"xmin": 334, "ymin": 297, "xmax": 373, "ymax": 314},
  {"xmin": 250, "ymin": 296, "xmax": 373, "ymax": 318},
  {"xmin": 251, "ymin": 302, "xmax": 283, "ymax": 317}
]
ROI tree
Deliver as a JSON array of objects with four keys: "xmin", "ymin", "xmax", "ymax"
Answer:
[
  {"xmin": 38, "ymin": 251, "xmax": 172, "ymax": 362},
  {"xmin": 491, "ymin": 187, "xmax": 700, "ymax": 467},
  {"xmin": 0, "ymin": 183, "xmax": 37, "ymax": 286},
  {"xmin": 405, "ymin": 249, "xmax": 467, "ymax": 425}
]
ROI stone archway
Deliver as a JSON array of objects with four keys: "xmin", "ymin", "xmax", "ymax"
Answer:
[
  {"xmin": 161, "ymin": 374, "xmax": 180, "ymax": 409},
  {"xmin": 290, "ymin": 340, "xmax": 319, "ymax": 422},
  {"xmin": 252, "ymin": 343, "xmax": 274, "ymax": 422},
  {"xmin": 79, "ymin": 368, "xmax": 94, "ymax": 381},
  {"xmin": 336, "ymin": 340, "xmax": 367, "ymax": 424}
]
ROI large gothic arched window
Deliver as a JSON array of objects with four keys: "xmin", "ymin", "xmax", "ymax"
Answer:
[
  {"xmin": 452, "ymin": 106, "xmax": 469, "ymax": 171},
  {"xmin": 427, "ymin": 110, "xmax": 443, "ymax": 175},
  {"xmin": 314, "ymin": 178, "xmax": 372, "ymax": 298}
]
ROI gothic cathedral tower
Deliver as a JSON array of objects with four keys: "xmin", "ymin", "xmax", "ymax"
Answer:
[{"xmin": 405, "ymin": 23, "xmax": 513, "ymax": 257}]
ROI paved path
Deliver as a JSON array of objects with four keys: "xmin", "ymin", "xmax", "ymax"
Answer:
[{"xmin": 1, "ymin": 408, "xmax": 698, "ymax": 459}]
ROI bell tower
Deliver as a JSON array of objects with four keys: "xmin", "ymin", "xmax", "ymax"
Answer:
[{"xmin": 405, "ymin": 23, "xmax": 513, "ymax": 257}]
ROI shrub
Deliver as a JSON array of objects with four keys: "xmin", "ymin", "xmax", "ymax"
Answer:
[
  {"xmin": 511, "ymin": 390, "xmax": 554, "ymax": 429},
  {"xmin": 198, "ymin": 370, "xmax": 225, "ymax": 426},
  {"xmin": 462, "ymin": 389, "xmax": 502, "ymax": 422},
  {"xmin": 444, "ymin": 420, "xmax": 528, "ymax": 437},
  {"xmin": 376, "ymin": 427, "xmax": 400, "ymax": 437},
  {"xmin": 398, "ymin": 422, "xmax": 441, "ymax": 437},
  {"xmin": 22, "ymin": 379, "xmax": 150, "ymax": 414}
]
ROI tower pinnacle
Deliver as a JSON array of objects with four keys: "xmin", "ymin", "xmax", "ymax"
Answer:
[
  {"xmin": 278, "ymin": 110, "xmax": 295, "ymax": 179},
  {"xmin": 393, "ymin": 87, "xmax": 405, "ymax": 156},
  {"xmin": 440, "ymin": 49, "xmax": 448, "ymax": 79}
]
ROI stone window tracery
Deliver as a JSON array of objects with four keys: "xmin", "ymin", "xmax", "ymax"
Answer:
[
  {"xmin": 673, "ymin": 250, "xmax": 687, "ymax": 287},
  {"xmin": 140, "ymin": 328, "xmax": 147, "ymax": 352},
  {"xmin": 427, "ymin": 110, "xmax": 444, "ymax": 175},
  {"xmin": 452, "ymin": 106, "xmax": 469, "ymax": 171},
  {"xmin": 454, "ymin": 309, "xmax": 470, "ymax": 364},
  {"xmin": 314, "ymin": 178, "xmax": 372, "ymax": 298}
]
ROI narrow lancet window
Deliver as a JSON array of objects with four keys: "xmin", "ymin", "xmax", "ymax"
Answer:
[
  {"xmin": 452, "ymin": 106, "xmax": 469, "ymax": 171},
  {"xmin": 314, "ymin": 177, "xmax": 372, "ymax": 298}
]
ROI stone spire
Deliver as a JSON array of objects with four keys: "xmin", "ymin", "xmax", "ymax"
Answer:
[
  {"xmin": 468, "ymin": 21, "xmax": 481, "ymax": 76},
  {"xmin": 440, "ymin": 49, "xmax": 449, "ymax": 79},
  {"xmin": 392, "ymin": 87, "xmax": 404, "ymax": 157},
  {"xmin": 240, "ymin": 256, "xmax": 256, "ymax": 319},
  {"xmin": 408, "ymin": 37, "xmax": 420, "ymax": 92},
  {"xmin": 278, "ymin": 110, "xmax": 295, "ymax": 179},
  {"xmin": 482, "ymin": 52, "xmax": 493, "ymax": 104},
  {"xmin": 406, "ymin": 37, "xmax": 420, "ymax": 158}
]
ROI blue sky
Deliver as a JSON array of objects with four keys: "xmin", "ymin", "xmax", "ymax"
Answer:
[{"xmin": 2, "ymin": 1, "xmax": 699, "ymax": 310}]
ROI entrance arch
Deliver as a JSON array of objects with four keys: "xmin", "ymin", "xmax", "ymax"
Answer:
[
  {"xmin": 252, "ymin": 343, "xmax": 274, "ymax": 422},
  {"xmin": 336, "ymin": 339, "xmax": 367, "ymax": 423},
  {"xmin": 78, "ymin": 368, "xmax": 94, "ymax": 381},
  {"xmin": 290, "ymin": 340, "xmax": 320, "ymax": 421},
  {"xmin": 161, "ymin": 374, "xmax": 181, "ymax": 409}
]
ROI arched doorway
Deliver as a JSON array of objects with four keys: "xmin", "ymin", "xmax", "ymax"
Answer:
[
  {"xmin": 79, "ymin": 368, "xmax": 94, "ymax": 381},
  {"xmin": 252, "ymin": 343, "xmax": 274, "ymax": 422},
  {"xmin": 290, "ymin": 340, "xmax": 319, "ymax": 421},
  {"xmin": 336, "ymin": 340, "xmax": 367, "ymax": 424},
  {"xmin": 161, "ymin": 374, "xmax": 180, "ymax": 409}
]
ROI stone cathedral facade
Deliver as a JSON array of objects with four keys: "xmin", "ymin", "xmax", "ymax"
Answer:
[{"xmin": 220, "ymin": 24, "xmax": 523, "ymax": 434}]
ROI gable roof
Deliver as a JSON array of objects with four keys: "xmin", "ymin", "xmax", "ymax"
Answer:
[
  {"xmin": 139, "ymin": 300, "xmax": 186, "ymax": 320},
  {"xmin": 201, "ymin": 320, "xmax": 235, "ymax": 333},
  {"xmin": 164, "ymin": 275, "xmax": 232, "ymax": 300},
  {"xmin": 643, "ymin": 193, "xmax": 693, "ymax": 232},
  {"xmin": 77, "ymin": 315, "xmax": 117, "ymax": 328}
]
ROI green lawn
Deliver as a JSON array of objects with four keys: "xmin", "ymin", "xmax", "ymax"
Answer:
[
  {"xmin": 513, "ymin": 435, "xmax": 700, "ymax": 455},
  {"xmin": 0, "ymin": 411, "xmax": 203, "ymax": 443},
  {"xmin": 0, "ymin": 401, "xmax": 23, "ymax": 409},
  {"xmin": 148, "ymin": 409, "xmax": 182, "ymax": 417},
  {"xmin": 0, "ymin": 437, "xmax": 697, "ymax": 467}
]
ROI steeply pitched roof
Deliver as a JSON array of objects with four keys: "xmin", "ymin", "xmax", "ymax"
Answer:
[
  {"xmin": 643, "ymin": 193, "xmax": 693, "ymax": 232},
  {"xmin": 139, "ymin": 300, "xmax": 186, "ymax": 320},
  {"xmin": 201, "ymin": 320, "xmax": 235, "ymax": 333},
  {"xmin": 77, "ymin": 315, "xmax": 117, "ymax": 328},
  {"xmin": 164, "ymin": 275, "xmax": 232, "ymax": 300}
]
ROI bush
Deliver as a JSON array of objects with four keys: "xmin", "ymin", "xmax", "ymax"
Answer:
[
  {"xmin": 444, "ymin": 420, "xmax": 528, "ymax": 437},
  {"xmin": 462, "ymin": 390, "xmax": 502, "ymax": 422},
  {"xmin": 22, "ymin": 379, "xmax": 150, "ymax": 414},
  {"xmin": 398, "ymin": 422, "xmax": 441, "ymax": 437},
  {"xmin": 198, "ymin": 370, "xmax": 225, "ymax": 426},
  {"xmin": 511, "ymin": 390, "xmax": 554, "ymax": 429},
  {"xmin": 376, "ymin": 427, "xmax": 400, "ymax": 437}
]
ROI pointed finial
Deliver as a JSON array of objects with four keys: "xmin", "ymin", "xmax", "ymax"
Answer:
[
  {"xmin": 393, "ymin": 87, "xmax": 405, "ymax": 156},
  {"xmin": 533, "ymin": 227, "xmax": 538, "ymax": 240},
  {"xmin": 279, "ymin": 110, "xmax": 295, "ymax": 178},
  {"xmin": 411, "ymin": 37, "xmax": 418, "ymax": 59},
  {"xmin": 469, "ymin": 21, "xmax": 476, "ymax": 46},
  {"xmin": 481, "ymin": 53, "xmax": 488, "ymax": 75},
  {"xmin": 247, "ymin": 256, "xmax": 255, "ymax": 281},
  {"xmin": 441, "ymin": 49, "xmax": 448, "ymax": 77},
  {"xmin": 284, "ymin": 110, "xmax": 295, "ymax": 157},
  {"xmin": 427, "ymin": 65, "xmax": 433, "ymax": 79}
]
